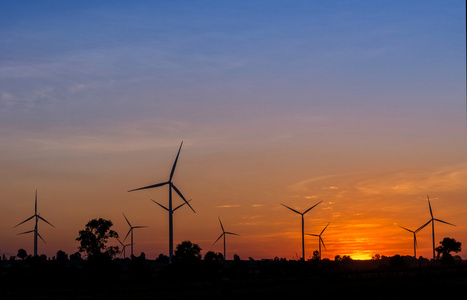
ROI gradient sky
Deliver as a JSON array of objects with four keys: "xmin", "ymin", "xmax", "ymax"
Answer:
[{"xmin": 1, "ymin": 1, "xmax": 466, "ymax": 260}]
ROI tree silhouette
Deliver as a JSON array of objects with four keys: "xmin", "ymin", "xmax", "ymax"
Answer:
[
  {"xmin": 56, "ymin": 250, "xmax": 68, "ymax": 263},
  {"xmin": 17, "ymin": 248, "xmax": 27, "ymax": 260},
  {"xmin": 173, "ymin": 241, "xmax": 202, "ymax": 263},
  {"xmin": 204, "ymin": 251, "xmax": 223, "ymax": 262},
  {"xmin": 76, "ymin": 218, "xmax": 119, "ymax": 260},
  {"xmin": 312, "ymin": 250, "xmax": 320, "ymax": 260},
  {"xmin": 435, "ymin": 237, "xmax": 461, "ymax": 263},
  {"xmin": 69, "ymin": 251, "xmax": 82, "ymax": 261},
  {"xmin": 155, "ymin": 253, "xmax": 169, "ymax": 264}
]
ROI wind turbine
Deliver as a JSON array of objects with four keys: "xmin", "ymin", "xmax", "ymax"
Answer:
[
  {"xmin": 307, "ymin": 222, "xmax": 330, "ymax": 260},
  {"xmin": 122, "ymin": 213, "xmax": 147, "ymax": 258},
  {"xmin": 281, "ymin": 200, "xmax": 322, "ymax": 261},
  {"xmin": 425, "ymin": 195, "xmax": 456, "ymax": 260},
  {"xmin": 213, "ymin": 217, "xmax": 239, "ymax": 260},
  {"xmin": 116, "ymin": 237, "xmax": 131, "ymax": 259},
  {"xmin": 128, "ymin": 142, "xmax": 195, "ymax": 264},
  {"xmin": 14, "ymin": 190, "xmax": 54, "ymax": 256},
  {"xmin": 399, "ymin": 221, "xmax": 430, "ymax": 258}
]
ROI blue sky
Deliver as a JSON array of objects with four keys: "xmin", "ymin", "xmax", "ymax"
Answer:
[
  {"xmin": 1, "ymin": 1, "xmax": 464, "ymax": 128},
  {"xmin": 1, "ymin": 1, "xmax": 466, "ymax": 259}
]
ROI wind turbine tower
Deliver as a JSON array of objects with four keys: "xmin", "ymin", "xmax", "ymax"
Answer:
[
  {"xmin": 425, "ymin": 195, "xmax": 456, "ymax": 260},
  {"xmin": 122, "ymin": 213, "xmax": 147, "ymax": 257},
  {"xmin": 213, "ymin": 217, "xmax": 239, "ymax": 260},
  {"xmin": 128, "ymin": 142, "xmax": 195, "ymax": 264},
  {"xmin": 307, "ymin": 222, "xmax": 330, "ymax": 260},
  {"xmin": 281, "ymin": 200, "xmax": 322, "ymax": 261},
  {"xmin": 14, "ymin": 190, "xmax": 54, "ymax": 256}
]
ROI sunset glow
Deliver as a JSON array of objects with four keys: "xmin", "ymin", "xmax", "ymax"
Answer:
[{"xmin": 1, "ymin": 1, "xmax": 465, "ymax": 261}]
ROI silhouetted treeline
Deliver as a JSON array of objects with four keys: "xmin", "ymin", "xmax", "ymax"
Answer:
[{"xmin": 1, "ymin": 252, "xmax": 466, "ymax": 299}]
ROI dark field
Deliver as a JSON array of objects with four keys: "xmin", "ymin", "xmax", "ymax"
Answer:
[{"xmin": 1, "ymin": 257, "xmax": 466, "ymax": 299}]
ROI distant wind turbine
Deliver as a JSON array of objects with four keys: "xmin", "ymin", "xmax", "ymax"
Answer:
[
  {"xmin": 123, "ymin": 213, "xmax": 147, "ymax": 258},
  {"xmin": 281, "ymin": 201, "xmax": 322, "ymax": 261},
  {"xmin": 307, "ymin": 222, "xmax": 330, "ymax": 260},
  {"xmin": 213, "ymin": 217, "xmax": 239, "ymax": 260},
  {"xmin": 425, "ymin": 195, "xmax": 456, "ymax": 260},
  {"xmin": 399, "ymin": 221, "xmax": 430, "ymax": 258},
  {"xmin": 14, "ymin": 190, "xmax": 54, "ymax": 256},
  {"xmin": 128, "ymin": 142, "xmax": 195, "ymax": 264},
  {"xmin": 116, "ymin": 237, "xmax": 131, "ymax": 259}
]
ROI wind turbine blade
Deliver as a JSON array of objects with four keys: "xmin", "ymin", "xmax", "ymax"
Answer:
[
  {"xmin": 281, "ymin": 203, "xmax": 301, "ymax": 215},
  {"xmin": 37, "ymin": 215, "xmax": 55, "ymax": 228},
  {"xmin": 173, "ymin": 199, "xmax": 191, "ymax": 212},
  {"xmin": 123, "ymin": 229, "xmax": 132, "ymax": 242},
  {"xmin": 307, "ymin": 234, "xmax": 319, "ymax": 237},
  {"xmin": 434, "ymin": 219, "xmax": 456, "ymax": 227},
  {"xmin": 414, "ymin": 235, "xmax": 417, "ymax": 249},
  {"xmin": 37, "ymin": 232, "xmax": 46, "ymax": 243},
  {"xmin": 123, "ymin": 213, "xmax": 132, "ymax": 227},
  {"xmin": 133, "ymin": 226, "xmax": 148, "ymax": 229},
  {"xmin": 116, "ymin": 238, "xmax": 124, "ymax": 246},
  {"xmin": 427, "ymin": 196, "xmax": 433, "ymax": 218},
  {"xmin": 17, "ymin": 229, "xmax": 35, "ymax": 235},
  {"xmin": 14, "ymin": 215, "xmax": 35, "ymax": 228},
  {"xmin": 169, "ymin": 142, "xmax": 183, "ymax": 182},
  {"xmin": 320, "ymin": 237, "xmax": 327, "ymax": 251},
  {"xmin": 321, "ymin": 222, "xmax": 330, "ymax": 235},
  {"xmin": 172, "ymin": 184, "xmax": 195, "ymax": 213},
  {"xmin": 128, "ymin": 181, "xmax": 168, "ymax": 192},
  {"xmin": 399, "ymin": 226, "xmax": 414, "ymax": 233},
  {"xmin": 218, "ymin": 217, "xmax": 225, "ymax": 232},
  {"xmin": 213, "ymin": 233, "xmax": 224, "ymax": 245},
  {"xmin": 303, "ymin": 201, "xmax": 323, "ymax": 215},
  {"xmin": 225, "ymin": 232, "xmax": 239, "ymax": 236},
  {"xmin": 151, "ymin": 199, "xmax": 169, "ymax": 211},
  {"xmin": 415, "ymin": 220, "xmax": 432, "ymax": 233}
]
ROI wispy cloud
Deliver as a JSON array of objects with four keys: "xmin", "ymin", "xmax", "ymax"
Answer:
[{"xmin": 355, "ymin": 163, "xmax": 467, "ymax": 196}]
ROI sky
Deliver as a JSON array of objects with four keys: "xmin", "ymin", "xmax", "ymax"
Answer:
[{"xmin": 0, "ymin": 0, "xmax": 466, "ymax": 260}]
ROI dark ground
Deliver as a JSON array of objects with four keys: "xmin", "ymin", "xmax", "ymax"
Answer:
[{"xmin": 1, "ymin": 257, "xmax": 466, "ymax": 299}]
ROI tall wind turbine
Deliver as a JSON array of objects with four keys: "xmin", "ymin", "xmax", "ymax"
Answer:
[
  {"xmin": 281, "ymin": 200, "xmax": 322, "ymax": 261},
  {"xmin": 213, "ymin": 217, "xmax": 239, "ymax": 260},
  {"xmin": 425, "ymin": 195, "xmax": 456, "ymax": 260},
  {"xmin": 128, "ymin": 142, "xmax": 195, "ymax": 264},
  {"xmin": 123, "ymin": 213, "xmax": 147, "ymax": 258},
  {"xmin": 14, "ymin": 190, "xmax": 54, "ymax": 256},
  {"xmin": 116, "ymin": 237, "xmax": 131, "ymax": 259},
  {"xmin": 399, "ymin": 221, "xmax": 430, "ymax": 258},
  {"xmin": 307, "ymin": 222, "xmax": 330, "ymax": 260}
]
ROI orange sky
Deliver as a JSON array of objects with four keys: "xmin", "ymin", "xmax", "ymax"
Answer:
[{"xmin": 1, "ymin": 135, "xmax": 466, "ymax": 260}]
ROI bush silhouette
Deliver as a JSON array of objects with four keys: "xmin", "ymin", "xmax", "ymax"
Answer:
[{"xmin": 204, "ymin": 251, "xmax": 223, "ymax": 262}]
